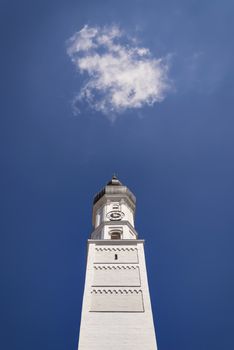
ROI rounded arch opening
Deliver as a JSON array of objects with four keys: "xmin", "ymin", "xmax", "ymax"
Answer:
[{"xmin": 109, "ymin": 228, "xmax": 122, "ymax": 240}]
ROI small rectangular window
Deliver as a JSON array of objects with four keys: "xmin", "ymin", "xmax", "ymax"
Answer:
[{"xmin": 115, "ymin": 254, "xmax": 118, "ymax": 260}]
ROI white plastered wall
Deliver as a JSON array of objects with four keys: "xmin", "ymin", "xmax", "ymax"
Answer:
[{"xmin": 78, "ymin": 240, "xmax": 158, "ymax": 350}]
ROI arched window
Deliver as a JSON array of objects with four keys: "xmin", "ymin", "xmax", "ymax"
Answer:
[
  {"xmin": 111, "ymin": 232, "xmax": 121, "ymax": 240},
  {"xmin": 109, "ymin": 228, "xmax": 122, "ymax": 240},
  {"xmin": 112, "ymin": 202, "xmax": 119, "ymax": 210}
]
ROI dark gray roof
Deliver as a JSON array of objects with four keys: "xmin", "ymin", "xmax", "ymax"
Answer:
[{"xmin": 93, "ymin": 175, "xmax": 136, "ymax": 205}]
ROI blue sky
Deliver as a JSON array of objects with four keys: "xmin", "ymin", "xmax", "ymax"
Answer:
[{"xmin": 1, "ymin": 0, "xmax": 234, "ymax": 349}]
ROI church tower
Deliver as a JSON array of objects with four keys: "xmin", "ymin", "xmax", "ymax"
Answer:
[{"xmin": 78, "ymin": 176, "xmax": 158, "ymax": 350}]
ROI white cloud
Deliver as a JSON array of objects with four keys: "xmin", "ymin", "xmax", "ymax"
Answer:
[{"xmin": 67, "ymin": 25, "xmax": 171, "ymax": 119}]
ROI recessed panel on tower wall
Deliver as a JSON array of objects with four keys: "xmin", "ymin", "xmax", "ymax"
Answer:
[
  {"xmin": 94, "ymin": 246, "xmax": 138, "ymax": 264},
  {"xmin": 90, "ymin": 289, "xmax": 144, "ymax": 312},
  {"xmin": 92, "ymin": 265, "xmax": 141, "ymax": 286}
]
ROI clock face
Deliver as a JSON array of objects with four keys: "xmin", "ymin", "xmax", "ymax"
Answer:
[{"xmin": 107, "ymin": 211, "xmax": 124, "ymax": 221}]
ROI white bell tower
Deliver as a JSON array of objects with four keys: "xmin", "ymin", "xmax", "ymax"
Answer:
[{"xmin": 78, "ymin": 176, "xmax": 158, "ymax": 350}]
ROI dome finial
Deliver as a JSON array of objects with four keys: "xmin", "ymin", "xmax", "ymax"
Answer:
[{"xmin": 106, "ymin": 174, "xmax": 122, "ymax": 186}]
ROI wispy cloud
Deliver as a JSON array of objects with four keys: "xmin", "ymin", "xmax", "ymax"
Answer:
[{"xmin": 67, "ymin": 25, "xmax": 171, "ymax": 120}]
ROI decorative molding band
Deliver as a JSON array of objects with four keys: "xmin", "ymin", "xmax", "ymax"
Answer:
[
  {"xmin": 88, "ymin": 239, "xmax": 144, "ymax": 245},
  {"xmin": 91, "ymin": 289, "xmax": 142, "ymax": 295},
  {"xmin": 90, "ymin": 221, "xmax": 139, "ymax": 240},
  {"xmin": 95, "ymin": 247, "xmax": 137, "ymax": 252},
  {"xmin": 93, "ymin": 265, "xmax": 139, "ymax": 270}
]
